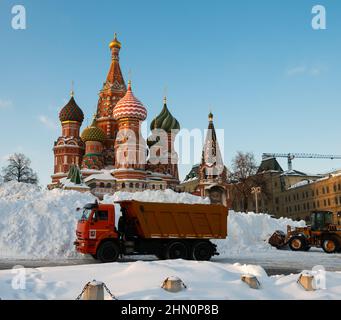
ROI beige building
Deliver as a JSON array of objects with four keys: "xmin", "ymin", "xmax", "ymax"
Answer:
[{"xmin": 230, "ymin": 157, "xmax": 341, "ymax": 223}]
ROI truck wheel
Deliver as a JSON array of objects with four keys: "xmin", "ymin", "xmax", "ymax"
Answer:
[
  {"xmin": 322, "ymin": 237, "xmax": 340, "ymax": 254},
  {"xmin": 91, "ymin": 254, "xmax": 98, "ymax": 260},
  {"xmin": 155, "ymin": 253, "xmax": 166, "ymax": 260},
  {"xmin": 288, "ymin": 236, "xmax": 307, "ymax": 251},
  {"xmin": 166, "ymin": 242, "xmax": 188, "ymax": 260},
  {"xmin": 192, "ymin": 241, "xmax": 214, "ymax": 261},
  {"xmin": 97, "ymin": 242, "xmax": 120, "ymax": 263}
]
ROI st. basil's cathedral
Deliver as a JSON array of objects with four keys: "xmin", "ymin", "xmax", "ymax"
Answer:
[{"xmin": 50, "ymin": 35, "xmax": 230, "ymax": 206}]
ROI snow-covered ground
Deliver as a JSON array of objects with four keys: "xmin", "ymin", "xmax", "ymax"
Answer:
[
  {"xmin": 1, "ymin": 182, "xmax": 341, "ymax": 300},
  {"xmin": 0, "ymin": 260, "xmax": 340, "ymax": 300}
]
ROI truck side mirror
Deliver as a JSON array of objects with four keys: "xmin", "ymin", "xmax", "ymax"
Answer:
[{"xmin": 76, "ymin": 207, "xmax": 81, "ymax": 212}]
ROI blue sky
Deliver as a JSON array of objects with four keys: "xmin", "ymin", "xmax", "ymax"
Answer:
[{"xmin": 1, "ymin": 0, "xmax": 341, "ymax": 185}]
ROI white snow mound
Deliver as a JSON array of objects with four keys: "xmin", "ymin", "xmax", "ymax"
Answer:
[
  {"xmin": 0, "ymin": 182, "xmax": 305, "ymax": 260},
  {"xmin": 0, "ymin": 181, "xmax": 96, "ymax": 259},
  {"xmin": 103, "ymin": 189, "xmax": 211, "ymax": 204},
  {"xmin": 213, "ymin": 212, "xmax": 305, "ymax": 255}
]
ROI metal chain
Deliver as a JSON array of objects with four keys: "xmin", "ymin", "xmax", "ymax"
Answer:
[
  {"xmin": 103, "ymin": 282, "xmax": 118, "ymax": 300},
  {"xmin": 75, "ymin": 281, "xmax": 91, "ymax": 300}
]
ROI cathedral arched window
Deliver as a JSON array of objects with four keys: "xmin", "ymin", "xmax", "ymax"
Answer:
[
  {"xmin": 135, "ymin": 183, "xmax": 139, "ymax": 189},
  {"xmin": 100, "ymin": 182, "xmax": 105, "ymax": 188},
  {"xmin": 129, "ymin": 183, "xmax": 134, "ymax": 188},
  {"xmin": 122, "ymin": 183, "xmax": 125, "ymax": 189},
  {"xmin": 160, "ymin": 185, "xmax": 163, "ymax": 190},
  {"xmin": 106, "ymin": 183, "xmax": 111, "ymax": 189},
  {"xmin": 152, "ymin": 185, "xmax": 155, "ymax": 190}
]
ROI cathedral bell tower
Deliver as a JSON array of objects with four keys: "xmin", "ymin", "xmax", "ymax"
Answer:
[{"xmin": 96, "ymin": 33, "xmax": 127, "ymax": 166}]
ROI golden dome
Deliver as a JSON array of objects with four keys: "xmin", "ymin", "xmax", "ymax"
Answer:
[{"xmin": 109, "ymin": 33, "xmax": 121, "ymax": 49}]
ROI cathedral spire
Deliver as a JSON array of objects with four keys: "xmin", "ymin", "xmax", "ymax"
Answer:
[
  {"xmin": 201, "ymin": 112, "xmax": 225, "ymax": 177},
  {"xmin": 96, "ymin": 34, "xmax": 127, "ymax": 119}
]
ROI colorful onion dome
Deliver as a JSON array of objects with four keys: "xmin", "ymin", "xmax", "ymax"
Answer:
[
  {"xmin": 113, "ymin": 81, "xmax": 147, "ymax": 121},
  {"xmin": 150, "ymin": 97, "xmax": 180, "ymax": 133},
  {"xmin": 81, "ymin": 118, "xmax": 106, "ymax": 143},
  {"xmin": 109, "ymin": 33, "xmax": 122, "ymax": 49},
  {"xmin": 59, "ymin": 93, "xmax": 84, "ymax": 123}
]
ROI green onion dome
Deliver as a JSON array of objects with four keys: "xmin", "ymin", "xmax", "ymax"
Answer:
[
  {"xmin": 59, "ymin": 94, "xmax": 84, "ymax": 123},
  {"xmin": 81, "ymin": 118, "xmax": 106, "ymax": 143},
  {"xmin": 150, "ymin": 97, "xmax": 180, "ymax": 133}
]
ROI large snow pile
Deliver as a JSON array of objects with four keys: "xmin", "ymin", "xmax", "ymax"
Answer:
[
  {"xmin": 214, "ymin": 212, "xmax": 305, "ymax": 256},
  {"xmin": 0, "ymin": 260, "xmax": 340, "ymax": 300},
  {"xmin": 0, "ymin": 182, "xmax": 304, "ymax": 260},
  {"xmin": 103, "ymin": 189, "xmax": 211, "ymax": 204},
  {"xmin": 0, "ymin": 181, "xmax": 96, "ymax": 259}
]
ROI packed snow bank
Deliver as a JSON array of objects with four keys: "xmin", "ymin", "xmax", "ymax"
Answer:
[
  {"xmin": 0, "ymin": 181, "xmax": 96, "ymax": 259},
  {"xmin": 0, "ymin": 260, "xmax": 340, "ymax": 300},
  {"xmin": 214, "ymin": 212, "xmax": 305, "ymax": 256},
  {"xmin": 0, "ymin": 182, "xmax": 304, "ymax": 260},
  {"xmin": 103, "ymin": 189, "xmax": 210, "ymax": 204}
]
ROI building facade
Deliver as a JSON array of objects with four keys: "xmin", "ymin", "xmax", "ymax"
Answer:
[
  {"xmin": 50, "ymin": 35, "xmax": 180, "ymax": 198},
  {"xmin": 180, "ymin": 113, "xmax": 231, "ymax": 206},
  {"xmin": 230, "ymin": 156, "xmax": 341, "ymax": 223}
]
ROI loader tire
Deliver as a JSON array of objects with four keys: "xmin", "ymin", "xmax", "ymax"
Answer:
[
  {"xmin": 97, "ymin": 241, "xmax": 120, "ymax": 263},
  {"xmin": 192, "ymin": 241, "xmax": 214, "ymax": 261},
  {"xmin": 322, "ymin": 236, "xmax": 340, "ymax": 254},
  {"xmin": 289, "ymin": 236, "xmax": 307, "ymax": 251},
  {"xmin": 166, "ymin": 241, "xmax": 188, "ymax": 260}
]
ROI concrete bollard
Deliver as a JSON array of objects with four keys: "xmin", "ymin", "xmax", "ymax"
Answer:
[
  {"xmin": 161, "ymin": 277, "xmax": 187, "ymax": 293},
  {"xmin": 297, "ymin": 273, "xmax": 315, "ymax": 291},
  {"xmin": 241, "ymin": 274, "xmax": 261, "ymax": 289},
  {"xmin": 83, "ymin": 281, "xmax": 105, "ymax": 300}
]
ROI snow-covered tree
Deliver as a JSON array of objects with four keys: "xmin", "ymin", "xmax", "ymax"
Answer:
[{"xmin": 1, "ymin": 153, "xmax": 38, "ymax": 184}]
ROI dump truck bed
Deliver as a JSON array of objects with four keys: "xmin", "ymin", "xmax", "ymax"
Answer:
[{"xmin": 119, "ymin": 200, "xmax": 228, "ymax": 239}]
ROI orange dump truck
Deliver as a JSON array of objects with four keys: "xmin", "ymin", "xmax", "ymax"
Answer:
[{"xmin": 74, "ymin": 200, "xmax": 228, "ymax": 263}]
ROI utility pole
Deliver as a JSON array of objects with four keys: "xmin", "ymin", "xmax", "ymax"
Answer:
[{"xmin": 251, "ymin": 187, "xmax": 261, "ymax": 213}]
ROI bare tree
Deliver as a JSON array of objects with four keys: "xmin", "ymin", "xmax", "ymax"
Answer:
[
  {"xmin": 230, "ymin": 151, "xmax": 258, "ymax": 181},
  {"xmin": 230, "ymin": 152, "xmax": 270, "ymax": 212},
  {"xmin": 1, "ymin": 153, "xmax": 38, "ymax": 184}
]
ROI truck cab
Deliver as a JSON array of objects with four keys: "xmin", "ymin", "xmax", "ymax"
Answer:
[
  {"xmin": 74, "ymin": 203, "xmax": 119, "ymax": 258},
  {"xmin": 310, "ymin": 211, "xmax": 334, "ymax": 231}
]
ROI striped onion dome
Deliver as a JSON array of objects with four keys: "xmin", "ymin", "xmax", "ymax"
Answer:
[
  {"xmin": 59, "ymin": 95, "xmax": 84, "ymax": 123},
  {"xmin": 112, "ymin": 81, "xmax": 147, "ymax": 121},
  {"xmin": 150, "ymin": 97, "xmax": 180, "ymax": 133},
  {"xmin": 81, "ymin": 118, "xmax": 106, "ymax": 143}
]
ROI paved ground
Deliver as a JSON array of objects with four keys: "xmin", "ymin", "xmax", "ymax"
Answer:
[
  {"xmin": 2, "ymin": 248, "xmax": 340, "ymax": 276},
  {"xmin": 0, "ymin": 258, "xmax": 297, "ymax": 276}
]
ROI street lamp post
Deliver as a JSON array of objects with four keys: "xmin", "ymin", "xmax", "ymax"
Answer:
[{"xmin": 251, "ymin": 187, "xmax": 261, "ymax": 214}]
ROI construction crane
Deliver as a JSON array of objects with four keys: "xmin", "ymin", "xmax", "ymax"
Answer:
[{"xmin": 262, "ymin": 153, "xmax": 341, "ymax": 171}]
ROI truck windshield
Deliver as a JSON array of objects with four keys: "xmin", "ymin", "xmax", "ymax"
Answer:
[{"xmin": 81, "ymin": 209, "xmax": 92, "ymax": 221}]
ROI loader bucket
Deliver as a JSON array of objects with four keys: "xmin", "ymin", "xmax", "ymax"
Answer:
[{"xmin": 268, "ymin": 230, "xmax": 286, "ymax": 248}]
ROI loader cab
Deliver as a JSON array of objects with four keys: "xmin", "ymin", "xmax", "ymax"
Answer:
[{"xmin": 311, "ymin": 211, "xmax": 333, "ymax": 231}]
